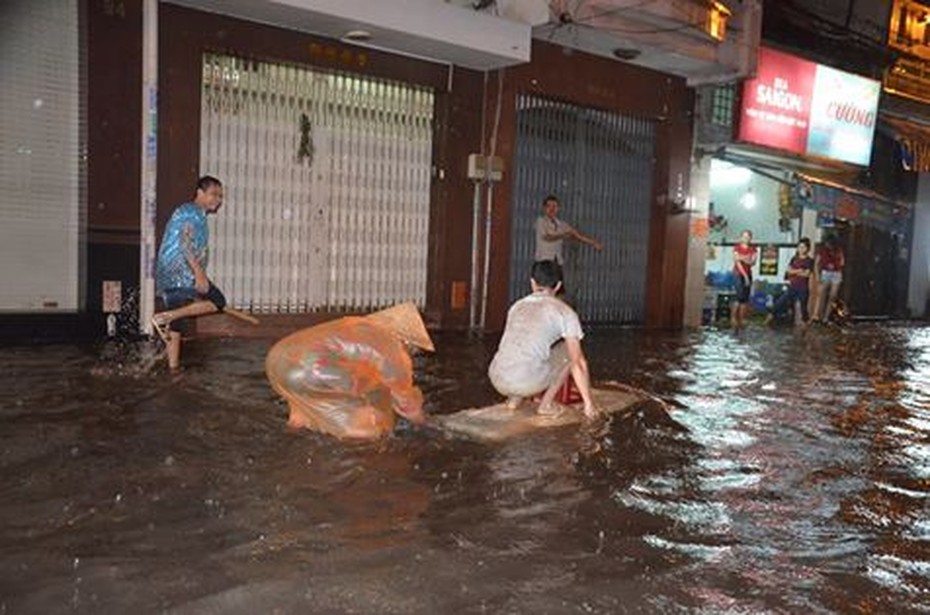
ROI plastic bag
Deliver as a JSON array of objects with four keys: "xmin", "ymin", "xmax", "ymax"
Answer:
[{"xmin": 265, "ymin": 317, "xmax": 424, "ymax": 439}]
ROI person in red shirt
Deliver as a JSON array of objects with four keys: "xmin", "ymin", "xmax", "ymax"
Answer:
[
  {"xmin": 732, "ymin": 229, "xmax": 758, "ymax": 329},
  {"xmin": 765, "ymin": 238, "xmax": 814, "ymax": 326},
  {"xmin": 813, "ymin": 233, "xmax": 845, "ymax": 323}
]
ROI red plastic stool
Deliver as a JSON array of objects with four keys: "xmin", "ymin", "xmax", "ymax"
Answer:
[
  {"xmin": 531, "ymin": 375, "xmax": 582, "ymax": 405},
  {"xmin": 555, "ymin": 375, "xmax": 582, "ymax": 404}
]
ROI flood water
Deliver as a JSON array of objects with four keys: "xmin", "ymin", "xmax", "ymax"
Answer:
[{"xmin": 1, "ymin": 324, "xmax": 929, "ymax": 613}]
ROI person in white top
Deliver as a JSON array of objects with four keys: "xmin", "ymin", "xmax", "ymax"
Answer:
[
  {"xmin": 534, "ymin": 194, "xmax": 603, "ymax": 264},
  {"xmin": 488, "ymin": 260, "xmax": 600, "ymax": 419}
]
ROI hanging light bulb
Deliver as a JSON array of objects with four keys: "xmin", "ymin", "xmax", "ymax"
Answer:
[{"xmin": 740, "ymin": 187, "xmax": 757, "ymax": 209}]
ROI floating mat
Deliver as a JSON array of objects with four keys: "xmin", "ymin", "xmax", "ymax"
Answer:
[{"xmin": 436, "ymin": 384, "xmax": 649, "ymax": 442}]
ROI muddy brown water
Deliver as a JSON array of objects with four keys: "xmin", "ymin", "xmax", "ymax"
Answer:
[{"xmin": 1, "ymin": 325, "xmax": 928, "ymax": 613}]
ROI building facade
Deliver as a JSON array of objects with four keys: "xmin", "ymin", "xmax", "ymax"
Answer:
[{"xmin": 2, "ymin": 0, "xmax": 760, "ymax": 340}]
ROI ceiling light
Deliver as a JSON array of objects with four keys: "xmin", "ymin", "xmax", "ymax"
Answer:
[
  {"xmin": 612, "ymin": 47, "xmax": 641, "ymax": 61},
  {"xmin": 342, "ymin": 29, "xmax": 372, "ymax": 42}
]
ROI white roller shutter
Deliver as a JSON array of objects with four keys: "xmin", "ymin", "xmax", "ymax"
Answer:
[{"xmin": 0, "ymin": 0, "xmax": 84, "ymax": 312}]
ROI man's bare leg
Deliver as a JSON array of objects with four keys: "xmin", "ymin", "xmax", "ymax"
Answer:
[
  {"xmin": 826, "ymin": 283, "xmax": 841, "ymax": 323},
  {"xmin": 569, "ymin": 357, "xmax": 599, "ymax": 419},
  {"xmin": 152, "ymin": 300, "xmax": 219, "ymax": 369},
  {"xmin": 153, "ymin": 300, "xmax": 219, "ymax": 327},
  {"xmin": 166, "ymin": 331, "xmax": 182, "ymax": 370},
  {"xmin": 813, "ymin": 282, "xmax": 829, "ymax": 321},
  {"xmin": 537, "ymin": 363, "xmax": 571, "ymax": 415}
]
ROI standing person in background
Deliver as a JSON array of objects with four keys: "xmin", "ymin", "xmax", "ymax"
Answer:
[
  {"xmin": 534, "ymin": 195, "xmax": 603, "ymax": 292},
  {"xmin": 765, "ymin": 237, "xmax": 814, "ymax": 326},
  {"xmin": 732, "ymin": 229, "xmax": 758, "ymax": 330},
  {"xmin": 151, "ymin": 175, "xmax": 226, "ymax": 370},
  {"xmin": 812, "ymin": 232, "xmax": 845, "ymax": 324}
]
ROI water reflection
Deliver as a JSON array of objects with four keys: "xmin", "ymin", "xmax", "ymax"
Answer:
[{"xmin": 0, "ymin": 325, "xmax": 928, "ymax": 612}]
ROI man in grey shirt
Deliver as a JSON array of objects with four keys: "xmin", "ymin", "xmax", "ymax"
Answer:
[
  {"xmin": 488, "ymin": 260, "xmax": 599, "ymax": 419},
  {"xmin": 534, "ymin": 194, "xmax": 603, "ymax": 264}
]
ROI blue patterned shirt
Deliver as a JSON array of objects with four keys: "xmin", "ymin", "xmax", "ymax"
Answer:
[{"xmin": 156, "ymin": 202, "xmax": 208, "ymax": 293}]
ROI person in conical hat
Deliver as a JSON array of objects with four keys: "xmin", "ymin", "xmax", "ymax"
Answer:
[
  {"xmin": 265, "ymin": 302, "xmax": 434, "ymax": 440},
  {"xmin": 362, "ymin": 302, "xmax": 435, "ymax": 352}
]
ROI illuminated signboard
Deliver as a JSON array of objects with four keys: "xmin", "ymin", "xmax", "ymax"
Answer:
[{"xmin": 738, "ymin": 47, "xmax": 881, "ymax": 166}]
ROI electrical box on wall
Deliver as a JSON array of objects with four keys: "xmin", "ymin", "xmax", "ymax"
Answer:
[{"xmin": 467, "ymin": 154, "xmax": 504, "ymax": 181}]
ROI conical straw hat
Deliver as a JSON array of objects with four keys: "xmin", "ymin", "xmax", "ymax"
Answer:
[{"xmin": 364, "ymin": 302, "xmax": 435, "ymax": 352}]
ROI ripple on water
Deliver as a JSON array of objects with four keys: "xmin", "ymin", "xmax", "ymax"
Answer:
[
  {"xmin": 900, "ymin": 443, "xmax": 930, "ymax": 479},
  {"xmin": 694, "ymin": 458, "xmax": 764, "ymax": 492},
  {"xmin": 642, "ymin": 534, "xmax": 733, "ymax": 563},
  {"xmin": 615, "ymin": 485, "xmax": 733, "ymax": 534},
  {"xmin": 866, "ymin": 554, "xmax": 930, "ymax": 596}
]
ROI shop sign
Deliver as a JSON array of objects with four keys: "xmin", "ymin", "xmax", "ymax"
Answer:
[
  {"xmin": 799, "ymin": 180, "xmax": 910, "ymax": 234},
  {"xmin": 738, "ymin": 47, "xmax": 880, "ymax": 166},
  {"xmin": 759, "ymin": 244, "xmax": 779, "ymax": 276}
]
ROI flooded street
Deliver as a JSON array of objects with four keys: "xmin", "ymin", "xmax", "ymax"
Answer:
[{"xmin": 1, "ymin": 325, "xmax": 929, "ymax": 613}]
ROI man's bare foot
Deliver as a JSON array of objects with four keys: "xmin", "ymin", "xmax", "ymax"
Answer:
[
  {"xmin": 538, "ymin": 400, "xmax": 569, "ymax": 417},
  {"xmin": 582, "ymin": 405, "xmax": 603, "ymax": 420},
  {"xmin": 151, "ymin": 314, "xmax": 171, "ymax": 344}
]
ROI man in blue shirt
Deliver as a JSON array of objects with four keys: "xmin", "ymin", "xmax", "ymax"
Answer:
[{"xmin": 152, "ymin": 175, "xmax": 225, "ymax": 369}]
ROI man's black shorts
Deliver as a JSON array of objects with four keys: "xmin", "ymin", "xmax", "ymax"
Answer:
[
  {"xmin": 156, "ymin": 284, "xmax": 226, "ymax": 332},
  {"xmin": 734, "ymin": 275, "xmax": 752, "ymax": 305}
]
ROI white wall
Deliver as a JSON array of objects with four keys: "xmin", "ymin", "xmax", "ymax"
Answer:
[
  {"xmin": 908, "ymin": 172, "xmax": 930, "ymax": 317},
  {"xmin": 683, "ymin": 156, "xmax": 712, "ymax": 327}
]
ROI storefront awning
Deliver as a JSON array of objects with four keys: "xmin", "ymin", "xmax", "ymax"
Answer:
[
  {"xmin": 793, "ymin": 172, "xmax": 911, "ymax": 235},
  {"xmin": 709, "ymin": 143, "xmax": 912, "ymax": 235},
  {"xmin": 879, "ymin": 116, "xmax": 930, "ymax": 173}
]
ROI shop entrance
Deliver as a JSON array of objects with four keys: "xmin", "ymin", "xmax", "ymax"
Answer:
[
  {"xmin": 703, "ymin": 159, "xmax": 907, "ymax": 322},
  {"xmin": 508, "ymin": 95, "xmax": 656, "ymax": 323},
  {"xmin": 199, "ymin": 54, "xmax": 434, "ymax": 313}
]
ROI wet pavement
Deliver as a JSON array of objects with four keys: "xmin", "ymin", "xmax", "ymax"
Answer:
[{"xmin": 1, "ymin": 324, "xmax": 929, "ymax": 613}]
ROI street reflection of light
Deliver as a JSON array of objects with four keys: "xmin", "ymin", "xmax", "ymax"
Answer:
[
  {"xmin": 901, "ymin": 444, "xmax": 930, "ymax": 479},
  {"xmin": 615, "ymin": 487, "xmax": 732, "ymax": 532},
  {"xmin": 906, "ymin": 518, "xmax": 930, "ymax": 540},
  {"xmin": 696, "ymin": 458, "xmax": 763, "ymax": 491},
  {"xmin": 675, "ymin": 395, "xmax": 763, "ymax": 449},
  {"xmin": 866, "ymin": 554, "xmax": 930, "ymax": 595},
  {"xmin": 896, "ymin": 330, "xmax": 930, "ymax": 482},
  {"xmin": 875, "ymin": 481, "xmax": 930, "ymax": 500},
  {"xmin": 902, "ymin": 415, "xmax": 930, "ymax": 432},
  {"xmin": 643, "ymin": 534, "xmax": 731, "ymax": 561}
]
